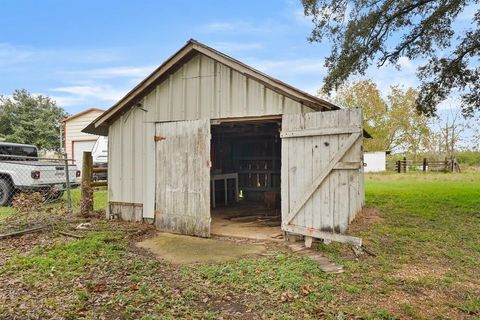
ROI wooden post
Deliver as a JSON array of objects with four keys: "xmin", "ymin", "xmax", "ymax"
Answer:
[
  {"xmin": 81, "ymin": 151, "xmax": 93, "ymax": 217},
  {"xmin": 305, "ymin": 236, "xmax": 313, "ymax": 248},
  {"xmin": 64, "ymin": 153, "xmax": 72, "ymax": 211},
  {"xmin": 423, "ymin": 158, "xmax": 427, "ymax": 172},
  {"xmin": 403, "ymin": 157, "xmax": 407, "ymax": 173},
  {"xmin": 454, "ymin": 158, "xmax": 461, "ymax": 173},
  {"xmin": 396, "ymin": 160, "xmax": 401, "ymax": 173}
]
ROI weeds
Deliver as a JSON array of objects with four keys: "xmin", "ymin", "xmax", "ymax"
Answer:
[{"xmin": 0, "ymin": 172, "xmax": 479, "ymax": 319}]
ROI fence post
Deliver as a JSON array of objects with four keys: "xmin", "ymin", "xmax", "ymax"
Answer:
[
  {"xmin": 64, "ymin": 153, "xmax": 72, "ymax": 212},
  {"xmin": 402, "ymin": 157, "xmax": 407, "ymax": 173},
  {"xmin": 454, "ymin": 158, "xmax": 461, "ymax": 173},
  {"xmin": 422, "ymin": 158, "xmax": 427, "ymax": 172},
  {"xmin": 396, "ymin": 160, "xmax": 401, "ymax": 173},
  {"xmin": 81, "ymin": 151, "xmax": 93, "ymax": 217}
]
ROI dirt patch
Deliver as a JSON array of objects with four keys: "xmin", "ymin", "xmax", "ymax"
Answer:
[
  {"xmin": 349, "ymin": 207, "xmax": 384, "ymax": 233},
  {"xmin": 336, "ymin": 278, "xmax": 472, "ymax": 320},
  {"xmin": 136, "ymin": 232, "xmax": 266, "ymax": 264},
  {"xmin": 394, "ymin": 262, "xmax": 451, "ymax": 281},
  {"xmin": 371, "ymin": 290, "xmax": 455, "ymax": 319},
  {"xmin": 211, "ymin": 206, "xmax": 282, "ymax": 241},
  {"xmin": 0, "ymin": 232, "xmax": 61, "ymax": 268}
]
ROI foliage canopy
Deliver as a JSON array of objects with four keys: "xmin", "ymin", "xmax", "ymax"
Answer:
[
  {"xmin": 326, "ymin": 80, "xmax": 431, "ymax": 156},
  {"xmin": 302, "ymin": 0, "xmax": 480, "ymax": 117},
  {"xmin": 0, "ymin": 89, "xmax": 67, "ymax": 151}
]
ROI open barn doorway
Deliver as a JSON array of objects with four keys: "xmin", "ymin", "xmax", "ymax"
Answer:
[{"xmin": 210, "ymin": 118, "xmax": 283, "ymax": 240}]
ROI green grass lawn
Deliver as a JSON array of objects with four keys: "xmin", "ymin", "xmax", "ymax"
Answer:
[
  {"xmin": 67, "ymin": 188, "xmax": 108, "ymax": 212},
  {"xmin": 0, "ymin": 172, "xmax": 479, "ymax": 319},
  {"xmin": 0, "ymin": 206, "xmax": 15, "ymax": 221}
]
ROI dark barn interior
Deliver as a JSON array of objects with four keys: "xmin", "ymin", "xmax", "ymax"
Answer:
[{"xmin": 209, "ymin": 120, "xmax": 283, "ymax": 240}]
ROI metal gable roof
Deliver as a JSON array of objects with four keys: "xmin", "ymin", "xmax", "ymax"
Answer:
[{"xmin": 83, "ymin": 39, "xmax": 339, "ymax": 135}]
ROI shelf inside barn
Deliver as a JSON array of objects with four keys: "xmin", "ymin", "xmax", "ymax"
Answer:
[{"xmin": 211, "ymin": 121, "xmax": 281, "ymax": 202}]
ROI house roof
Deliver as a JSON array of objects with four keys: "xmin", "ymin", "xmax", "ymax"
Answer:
[
  {"xmin": 83, "ymin": 39, "xmax": 339, "ymax": 136},
  {"xmin": 63, "ymin": 108, "xmax": 105, "ymax": 123}
]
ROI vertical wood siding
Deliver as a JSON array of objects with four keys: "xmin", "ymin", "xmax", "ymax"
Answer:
[
  {"xmin": 281, "ymin": 109, "xmax": 363, "ymax": 237},
  {"xmin": 108, "ymin": 107, "xmax": 154, "ymax": 217},
  {"xmin": 154, "ymin": 120, "xmax": 211, "ymax": 237},
  {"xmin": 145, "ymin": 54, "xmax": 314, "ymax": 122},
  {"xmin": 108, "ymin": 53, "xmax": 314, "ymax": 218}
]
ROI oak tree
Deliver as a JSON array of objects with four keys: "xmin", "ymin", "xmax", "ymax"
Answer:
[
  {"xmin": 326, "ymin": 80, "xmax": 431, "ymax": 155},
  {"xmin": 0, "ymin": 89, "xmax": 68, "ymax": 151},
  {"xmin": 302, "ymin": 0, "xmax": 479, "ymax": 117}
]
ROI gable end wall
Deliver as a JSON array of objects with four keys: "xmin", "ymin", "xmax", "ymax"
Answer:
[{"xmin": 108, "ymin": 53, "xmax": 314, "ymax": 219}]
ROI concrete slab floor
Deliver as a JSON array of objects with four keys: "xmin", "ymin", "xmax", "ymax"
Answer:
[
  {"xmin": 136, "ymin": 232, "xmax": 266, "ymax": 264},
  {"xmin": 211, "ymin": 202, "xmax": 282, "ymax": 241}
]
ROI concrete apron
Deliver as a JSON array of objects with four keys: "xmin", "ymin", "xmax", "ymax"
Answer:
[{"xmin": 136, "ymin": 232, "xmax": 266, "ymax": 264}]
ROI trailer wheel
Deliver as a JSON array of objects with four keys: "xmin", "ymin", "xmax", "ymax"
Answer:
[{"xmin": 0, "ymin": 178, "xmax": 13, "ymax": 206}]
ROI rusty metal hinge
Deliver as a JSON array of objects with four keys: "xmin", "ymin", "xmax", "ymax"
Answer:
[{"xmin": 154, "ymin": 135, "xmax": 166, "ymax": 142}]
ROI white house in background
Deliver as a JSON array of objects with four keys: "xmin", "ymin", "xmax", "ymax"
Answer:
[
  {"xmin": 63, "ymin": 108, "xmax": 104, "ymax": 169},
  {"xmin": 364, "ymin": 151, "xmax": 388, "ymax": 172}
]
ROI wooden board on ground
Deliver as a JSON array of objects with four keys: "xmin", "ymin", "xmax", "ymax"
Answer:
[{"xmin": 288, "ymin": 243, "xmax": 344, "ymax": 274}]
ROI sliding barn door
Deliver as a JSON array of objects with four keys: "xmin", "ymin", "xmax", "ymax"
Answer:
[
  {"xmin": 281, "ymin": 109, "xmax": 363, "ymax": 245},
  {"xmin": 155, "ymin": 120, "xmax": 211, "ymax": 237}
]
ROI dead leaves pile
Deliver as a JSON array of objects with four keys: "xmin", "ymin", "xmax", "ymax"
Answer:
[
  {"xmin": 1, "ymin": 192, "xmax": 71, "ymax": 235},
  {"xmin": 11, "ymin": 192, "xmax": 45, "ymax": 215},
  {"xmin": 300, "ymin": 284, "xmax": 312, "ymax": 296},
  {"xmin": 280, "ymin": 285, "xmax": 313, "ymax": 303},
  {"xmin": 280, "ymin": 290, "xmax": 295, "ymax": 302}
]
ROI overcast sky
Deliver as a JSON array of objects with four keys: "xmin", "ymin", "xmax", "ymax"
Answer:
[{"xmin": 0, "ymin": 0, "xmax": 478, "ymax": 123}]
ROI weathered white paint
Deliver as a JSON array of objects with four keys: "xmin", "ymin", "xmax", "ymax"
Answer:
[
  {"xmin": 107, "ymin": 106, "xmax": 153, "ymax": 217},
  {"xmin": 64, "ymin": 109, "xmax": 104, "ymax": 164},
  {"xmin": 281, "ymin": 109, "xmax": 363, "ymax": 243},
  {"xmin": 145, "ymin": 54, "xmax": 314, "ymax": 122},
  {"xmin": 364, "ymin": 151, "xmax": 386, "ymax": 172},
  {"xmin": 155, "ymin": 119, "xmax": 211, "ymax": 237},
  {"xmin": 105, "ymin": 50, "xmax": 364, "ymax": 243},
  {"xmin": 107, "ymin": 52, "xmax": 314, "ymax": 220},
  {"xmin": 91, "ymin": 40, "xmax": 334, "ymax": 132}
]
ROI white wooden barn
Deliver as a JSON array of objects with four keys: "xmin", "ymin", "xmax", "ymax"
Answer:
[
  {"xmin": 63, "ymin": 108, "xmax": 104, "ymax": 169},
  {"xmin": 84, "ymin": 39, "xmax": 365, "ymax": 246}
]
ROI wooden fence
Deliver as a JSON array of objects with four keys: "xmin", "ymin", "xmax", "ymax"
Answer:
[{"xmin": 387, "ymin": 157, "xmax": 461, "ymax": 173}]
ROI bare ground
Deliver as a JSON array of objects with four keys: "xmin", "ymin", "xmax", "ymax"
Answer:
[{"xmin": 1, "ymin": 172, "xmax": 479, "ymax": 319}]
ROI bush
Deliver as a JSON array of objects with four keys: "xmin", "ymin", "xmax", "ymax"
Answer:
[{"xmin": 455, "ymin": 151, "xmax": 480, "ymax": 166}]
